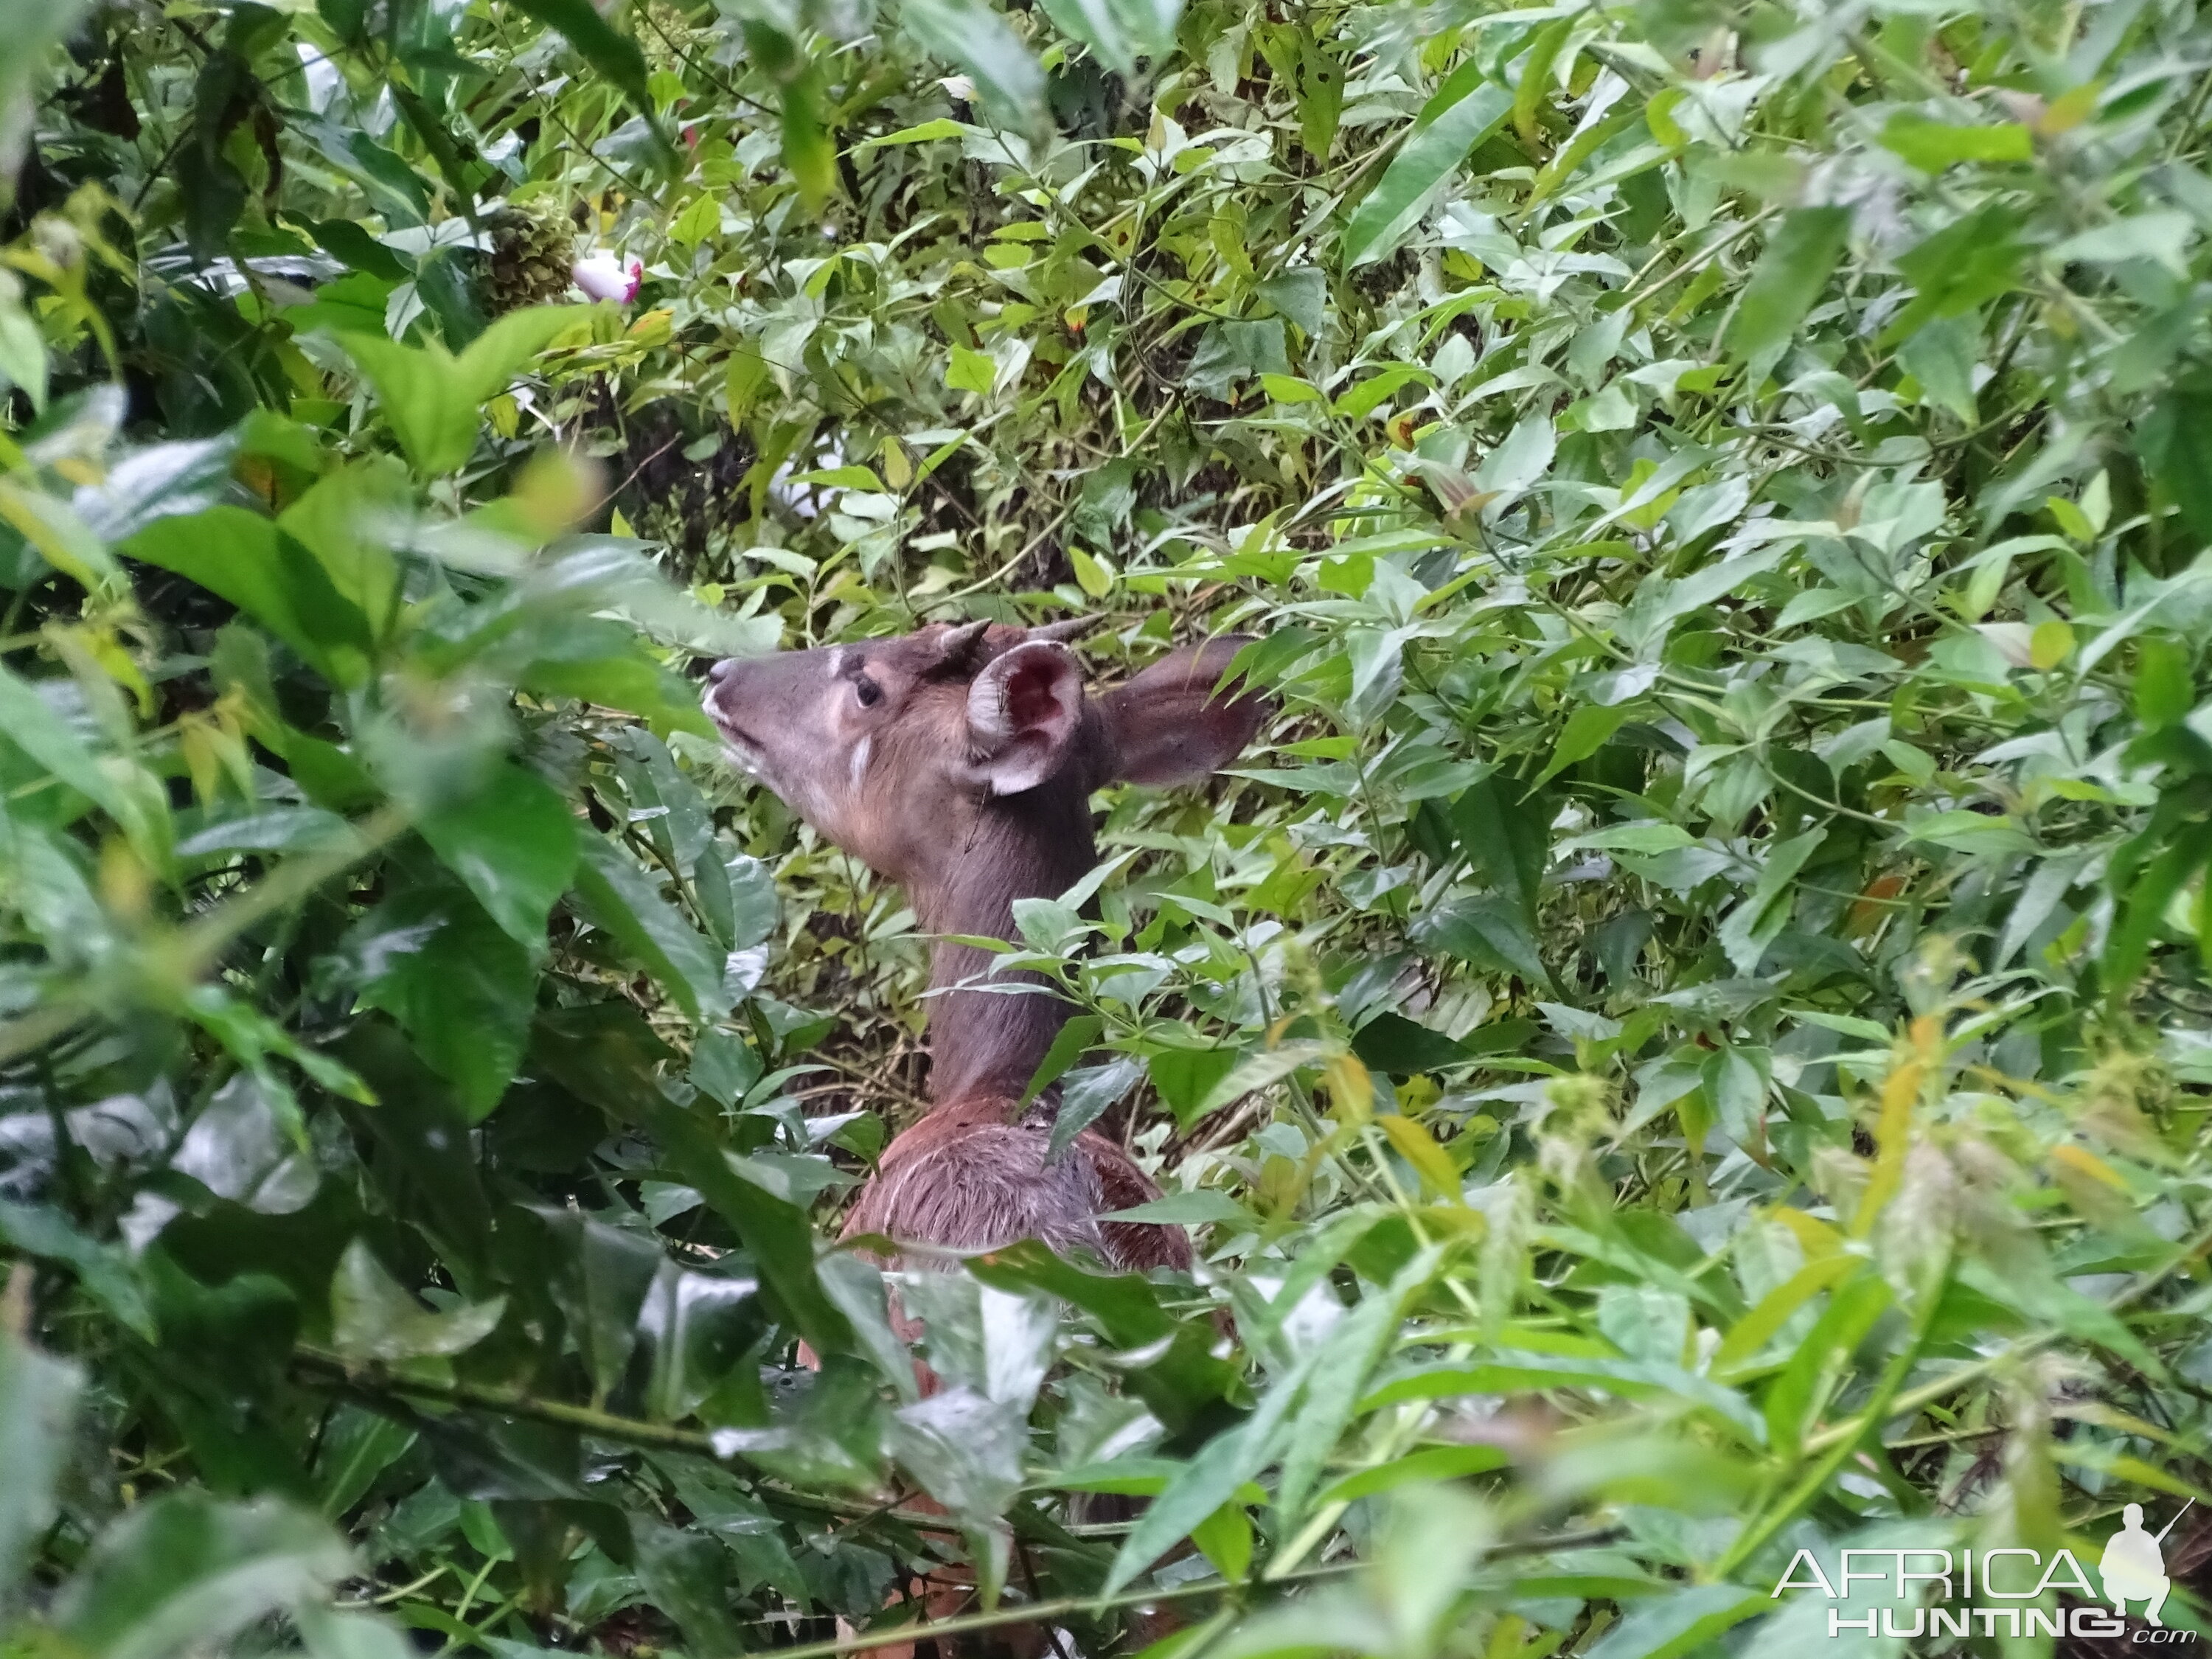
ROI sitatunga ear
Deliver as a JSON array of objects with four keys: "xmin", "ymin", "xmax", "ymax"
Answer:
[
  {"xmin": 1099, "ymin": 637, "xmax": 1268, "ymax": 787},
  {"xmin": 965, "ymin": 641, "xmax": 1084, "ymax": 796}
]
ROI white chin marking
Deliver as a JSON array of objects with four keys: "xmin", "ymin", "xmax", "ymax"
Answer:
[{"xmin": 713, "ymin": 726, "xmax": 768, "ymax": 779}]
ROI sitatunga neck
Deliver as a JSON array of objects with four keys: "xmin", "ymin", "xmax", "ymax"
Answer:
[{"xmin": 911, "ymin": 785, "xmax": 1098, "ymax": 1109}]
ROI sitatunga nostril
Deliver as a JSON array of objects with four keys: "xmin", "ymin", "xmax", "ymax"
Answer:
[{"xmin": 706, "ymin": 658, "xmax": 737, "ymax": 685}]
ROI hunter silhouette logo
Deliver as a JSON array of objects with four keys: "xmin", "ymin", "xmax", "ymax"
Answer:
[
  {"xmin": 1772, "ymin": 1498, "xmax": 2198, "ymax": 1641},
  {"xmin": 2104, "ymin": 1501, "xmax": 2188, "ymax": 1628}
]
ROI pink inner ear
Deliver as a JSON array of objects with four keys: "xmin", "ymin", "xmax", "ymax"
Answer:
[{"xmin": 1004, "ymin": 653, "xmax": 1067, "ymax": 733}]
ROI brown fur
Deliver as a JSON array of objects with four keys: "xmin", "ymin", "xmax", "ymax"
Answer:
[
  {"xmin": 703, "ymin": 622, "xmax": 1265, "ymax": 1272},
  {"xmin": 709, "ymin": 622, "xmax": 1261, "ymax": 1658},
  {"xmin": 844, "ymin": 1096, "xmax": 1192, "ymax": 1273}
]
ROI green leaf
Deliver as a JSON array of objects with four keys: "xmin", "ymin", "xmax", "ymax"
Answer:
[
  {"xmin": 630, "ymin": 1093, "xmax": 850, "ymax": 1354},
  {"xmin": 1367, "ymin": 1352, "xmax": 1764, "ymax": 1443},
  {"xmin": 967, "ymin": 1242, "xmax": 1237, "ymax": 1433},
  {"xmin": 1726, "ymin": 206, "xmax": 1851, "ymax": 378},
  {"xmin": 1035, "ymin": 0, "xmax": 1181, "ymax": 76},
  {"xmin": 1534, "ymin": 703, "xmax": 1630, "ymax": 787},
  {"xmin": 816, "ymin": 1253, "xmax": 917, "ymax": 1398},
  {"xmin": 312, "ymin": 1408, "xmax": 416, "ymax": 1520},
  {"xmin": 1351, "ymin": 1011, "xmax": 1470, "ymax": 1075},
  {"xmin": 304, "ymin": 218, "xmax": 408, "ymax": 282},
  {"xmin": 668, "ymin": 193, "xmax": 720, "ymax": 247},
  {"xmin": 72, "ymin": 435, "xmax": 240, "ymax": 544},
  {"xmin": 2103, "ymin": 835, "xmax": 2208, "ymax": 996},
  {"xmin": 1512, "ymin": 18, "xmax": 1573, "ymax": 151},
  {"xmin": 570, "ymin": 830, "xmax": 730, "ymax": 1022},
  {"xmin": 883, "ymin": 1384, "xmax": 1028, "ymax": 1539},
  {"xmin": 1183, "ymin": 1041, "xmax": 1339, "ymax": 1127},
  {"xmin": 1187, "ymin": 320, "xmax": 1290, "ymax": 398},
  {"xmin": 0, "ymin": 481, "xmax": 122, "ymax": 591},
  {"xmin": 1711, "ymin": 1255, "xmax": 1862, "ymax": 1378},
  {"xmin": 334, "ymin": 338, "xmax": 483, "ymax": 478},
  {"xmin": 858, "ymin": 117, "xmax": 972, "ymax": 147},
  {"xmin": 0, "ymin": 1200, "xmax": 158, "ymax": 1340},
  {"xmin": 0, "ymin": 0, "xmax": 97, "ymax": 274},
  {"xmin": 1896, "ymin": 310, "xmax": 1981, "ymax": 424},
  {"xmin": 1332, "ymin": 364, "xmax": 1433, "ymax": 420},
  {"xmin": 1340, "ymin": 67, "xmax": 1512, "ymax": 267},
  {"xmin": 1099, "ymin": 1190, "xmax": 1251, "ymax": 1225},
  {"xmin": 1188, "ymin": 1502, "xmax": 1252, "ymax": 1582},
  {"xmin": 1295, "ymin": 30, "xmax": 1343, "ymax": 161},
  {"xmin": 1146, "ymin": 1046, "xmax": 1241, "ymax": 1124},
  {"xmin": 1879, "ymin": 114, "xmax": 2032, "ymax": 171},
  {"xmin": 2141, "ymin": 380, "xmax": 2212, "ymax": 546},
  {"xmin": 418, "ymin": 765, "xmax": 578, "ymax": 948},
  {"xmin": 0, "ymin": 1327, "xmax": 80, "ymax": 1601},
  {"xmin": 1764, "ymin": 1272, "xmax": 1891, "ymax": 1455},
  {"xmin": 0, "ymin": 307, "xmax": 48, "ymax": 414},
  {"xmin": 1102, "ymin": 1344, "xmax": 1318, "ymax": 1595},
  {"xmin": 1411, "ymin": 894, "xmax": 1548, "ymax": 987},
  {"xmin": 534, "ymin": 1210, "xmax": 661, "ymax": 1399},
  {"xmin": 1048, "ymin": 1057, "xmax": 1141, "ymax": 1161},
  {"xmin": 55, "ymin": 1492, "xmax": 355, "ymax": 1659},
  {"xmin": 1021, "ymin": 1012, "xmax": 1102, "ymax": 1105},
  {"xmin": 1717, "ymin": 827, "xmax": 1825, "ymax": 975},
  {"xmin": 779, "ymin": 63, "xmax": 839, "ymax": 212},
  {"xmin": 633, "ymin": 1522, "xmax": 747, "ymax": 1656},
  {"xmin": 354, "ymin": 884, "xmax": 538, "ymax": 1121},
  {"xmin": 902, "ymin": 0, "xmax": 1046, "ymax": 127},
  {"xmin": 1877, "ymin": 204, "xmax": 2025, "ymax": 346},
  {"xmin": 1962, "ymin": 1253, "xmax": 2165, "ymax": 1379},
  {"xmin": 335, "ymin": 307, "xmax": 586, "ymax": 476},
  {"xmin": 0, "ymin": 663, "xmax": 138, "ymax": 828},
  {"xmin": 448, "ymin": 307, "xmax": 597, "ymax": 405},
  {"xmin": 1583, "ymin": 1583, "xmax": 1767, "ymax": 1659},
  {"xmin": 275, "ymin": 458, "xmax": 406, "ymax": 629},
  {"xmin": 1311, "ymin": 1444, "xmax": 1507, "ymax": 1509},
  {"xmin": 947, "ymin": 342, "xmax": 997, "ymax": 396},
  {"xmin": 508, "ymin": 0, "xmax": 655, "ymax": 117},
  {"xmin": 330, "ymin": 1239, "xmax": 507, "ymax": 1362},
  {"xmin": 522, "ymin": 649, "xmax": 717, "ymax": 738},
  {"xmin": 1274, "ymin": 1273, "xmax": 1414, "ymax": 1521},
  {"xmin": 2133, "ymin": 636, "xmax": 2193, "ymax": 728},
  {"xmin": 1902, "ymin": 809, "xmax": 2038, "ymax": 859},
  {"xmin": 788, "ymin": 465, "xmax": 886, "ymax": 490},
  {"xmin": 125, "ymin": 508, "xmax": 375, "ymax": 686},
  {"xmin": 1448, "ymin": 776, "xmax": 1549, "ymax": 925},
  {"xmin": 1472, "ymin": 413, "xmax": 1557, "ymax": 496},
  {"xmin": 1559, "ymin": 821, "xmax": 1697, "ymax": 855},
  {"xmin": 1071, "ymin": 546, "xmax": 1112, "ymax": 597}
]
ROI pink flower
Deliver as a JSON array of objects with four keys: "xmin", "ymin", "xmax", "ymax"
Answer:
[{"xmin": 571, "ymin": 254, "xmax": 641, "ymax": 304}]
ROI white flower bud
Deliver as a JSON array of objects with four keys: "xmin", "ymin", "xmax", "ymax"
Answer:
[{"xmin": 571, "ymin": 253, "xmax": 641, "ymax": 304}]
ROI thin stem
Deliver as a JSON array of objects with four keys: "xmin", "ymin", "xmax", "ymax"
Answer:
[
  {"xmin": 336, "ymin": 1564, "xmax": 455, "ymax": 1609},
  {"xmin": 0, "ymin": 804, "xmax": 408, "ymax": 1070},
  {"xmin": 1800, "ymin": 1214, "xmax": 2212, "ymax": 1458},
  {"xmin": 752, "ymin": 1527, "xmax": 1627, "ymax": 1659},
  {"xmin": 288, "ymin": 1346, "xmax": 961, "ymax": 1533}
]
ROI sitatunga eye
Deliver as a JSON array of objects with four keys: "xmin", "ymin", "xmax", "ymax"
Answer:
[{"xmin": 855, "ymin": 675, "xmax": 882, "ymax": 707}]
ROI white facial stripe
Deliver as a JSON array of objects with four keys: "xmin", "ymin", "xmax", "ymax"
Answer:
[
  {"xmin": 848, "ymin": 734, "xmax": 872, "ymax": 793},
  {"xmin": 830, "ymin": 647, "xmax": 849, "ymax": 678}
]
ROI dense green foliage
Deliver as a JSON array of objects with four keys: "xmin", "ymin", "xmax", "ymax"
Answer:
[{"xmin": 3, "ymin": 0, "xmax": 2212, "ymax": 1653}]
